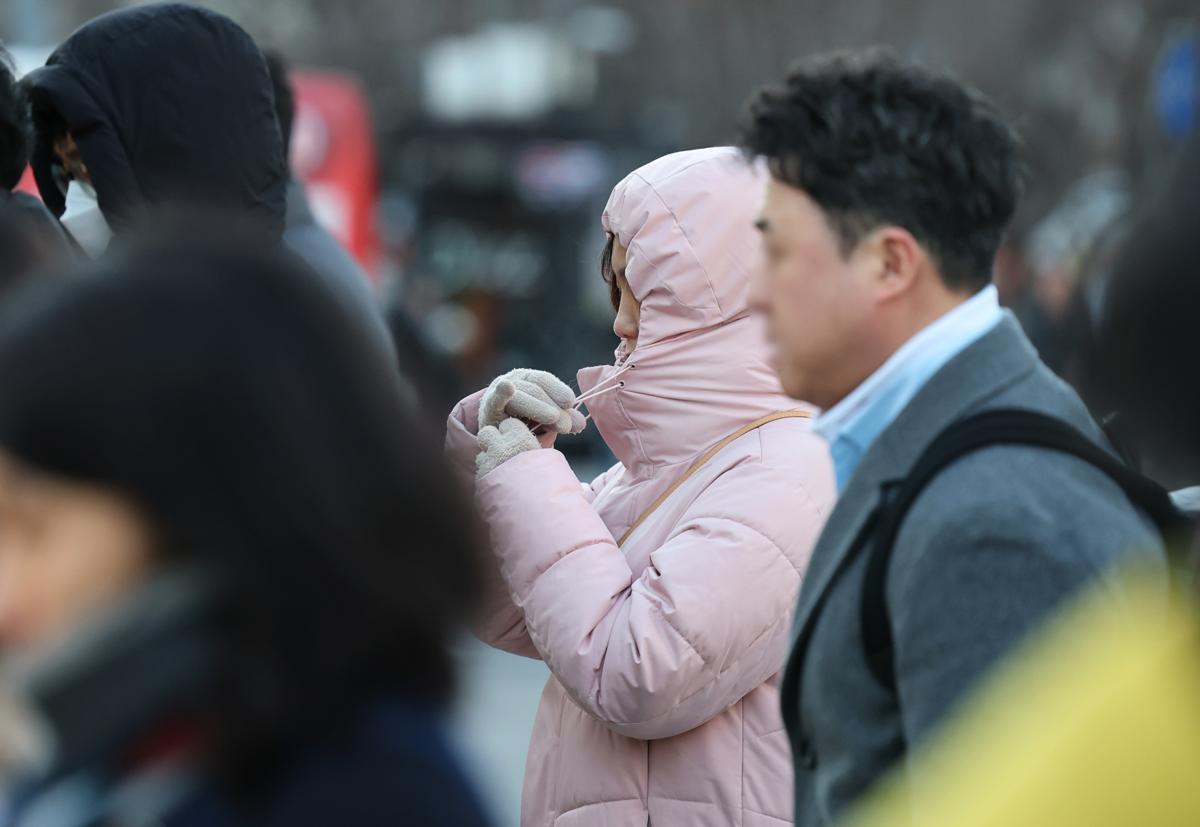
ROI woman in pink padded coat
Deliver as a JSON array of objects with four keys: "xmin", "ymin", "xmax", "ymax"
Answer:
[{"xmin": 445, "ymin": 147, "xmax": 835, "ymax": 826}]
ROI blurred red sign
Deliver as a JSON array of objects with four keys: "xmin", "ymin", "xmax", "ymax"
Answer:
[
  {"xmin": 290, "ymin": 70, "xmax": 381, "ymax": 280},
  {"xmin": 15, "ymin": 165, "xmax": 38, "ymax": 197}
]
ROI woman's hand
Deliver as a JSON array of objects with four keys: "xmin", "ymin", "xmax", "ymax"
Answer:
[
  {"xmin": 480, "ymin": 369, "xmax": 586, "ymax": 436},
  {"xmin": 477, "ymin": 418, "xmax": 541, "ymax": 479}
]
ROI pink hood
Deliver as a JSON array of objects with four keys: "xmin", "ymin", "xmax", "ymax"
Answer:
[
  {"xmin": 580, "ymin": 147, "xmax": 799, "ymax": 476},
  {"xmin": 447, "ymin": 147, "xmax": 834, "ymax": 826}
]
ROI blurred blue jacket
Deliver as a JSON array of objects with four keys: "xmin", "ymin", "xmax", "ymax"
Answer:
[
  {"xmin": 284, "ymin": 179, "xmax": 396, "ymax": 365},
  {"xmin": 9, "ymin": 701, "xmax": 492, "ymax": 827}
]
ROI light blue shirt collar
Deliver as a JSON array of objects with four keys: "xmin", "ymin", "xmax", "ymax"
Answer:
[{"xmin": 814, "ymin": 286, "xmax": 1004, "ymax": 492}]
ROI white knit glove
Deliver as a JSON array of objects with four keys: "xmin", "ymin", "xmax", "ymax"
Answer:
[
  {"xmin": 477, "ymin": 418, "xmax": 541, "ymax": 479},
  {"xmin": 480, "ymin": 369, "xmax": 586, "ymax": 435}
]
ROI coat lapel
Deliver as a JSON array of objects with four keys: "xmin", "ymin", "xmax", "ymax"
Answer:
[{"xmin": 787, "ymin": 315, "xmax": 1041, "ymax": 649}]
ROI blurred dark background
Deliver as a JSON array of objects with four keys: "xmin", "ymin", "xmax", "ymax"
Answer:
[
  {"xmin": 12, "ymin": 1, "xmax": 1200, "ymax": 388},
  {"xmin": 11, "ymin": 1, "xmax": 1200, "ymax": 469}
]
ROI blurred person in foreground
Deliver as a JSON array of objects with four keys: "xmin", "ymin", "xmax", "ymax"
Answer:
[
  {"xmin": 842, "ymin": 139, "xmax": 1200, "ymax": 827},
  {"xmin": 739, "ymin": 50, "xmax": 1166, "ymax": 826},
  {"xmin": 0, "ymin": 44, "xmax": 71, "ymax": 270},
  {"xmin": 0, "ymin": 230, "xmax": 491, "ymax": 826},
  {"xmin": 445, "ymin": 147, "xmax": 836, "ymax": 825}
]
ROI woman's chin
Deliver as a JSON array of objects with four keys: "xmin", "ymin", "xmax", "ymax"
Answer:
[{"xmin": 776, "ymin": 365, "xmax": 806, "ymax": 401}]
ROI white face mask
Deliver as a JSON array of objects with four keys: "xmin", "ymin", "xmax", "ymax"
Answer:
[{"xmin": 60, "ymin": 180, "xmax": 114, "ymax": 259}]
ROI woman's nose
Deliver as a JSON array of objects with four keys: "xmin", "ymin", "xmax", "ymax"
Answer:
[
  {"xmin": 613, "ymin": 313, "xmax": 637, "ymax": 341},
  {"xmin": 613, "ymin": 294, "xmax": 639, "ymax": 344}
]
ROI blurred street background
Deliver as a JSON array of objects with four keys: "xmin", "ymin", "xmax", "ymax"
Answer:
[
  {"xmin": 12, "ymin": 0, "xmax": 1200, "ymax": 482},
  {"xmin": 452, "ymin": 641, "xmax": 547, "ymax": 825},
  {"xmin": 8, "ymin": 1, "xmax": 1200, "ymax": 823}
]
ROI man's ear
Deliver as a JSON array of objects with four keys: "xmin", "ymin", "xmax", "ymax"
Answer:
[{"xmin": 863, "ymin": 226, "xmax": 923, "ymax": 303}]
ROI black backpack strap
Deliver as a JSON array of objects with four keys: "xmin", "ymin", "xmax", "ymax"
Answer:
[{"xmin": 859, "ymin": 408, "xmax": 1188, "ymax": 693}]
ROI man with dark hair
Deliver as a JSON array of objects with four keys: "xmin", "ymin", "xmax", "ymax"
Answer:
[{"xmin": 740, "ymin": 50, "xmax": 1165, "ymax": 824}]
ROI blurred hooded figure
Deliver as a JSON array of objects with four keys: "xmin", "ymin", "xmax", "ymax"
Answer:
[
  {"xmin": 446, "ymin": 147, "xmax": 835, "ymax": 826},
  {"xmin": 0, "ymin": 229, "xmax": 492, "ymax": 826},
  {"xmin": 23, "ymin": 4, "xmax": 288, "ymax": 255},
  {"xmin": 23, "ymin": 5, "xmax": 403, "ymax": 374}
]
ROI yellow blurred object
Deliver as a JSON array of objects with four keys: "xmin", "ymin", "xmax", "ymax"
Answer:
[{"xmin": 844, "ymin": 564, "xmax": 1200, "ymax": 827}]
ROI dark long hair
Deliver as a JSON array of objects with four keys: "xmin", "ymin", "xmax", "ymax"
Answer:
[
  {"xmin": 599, "ymin": 234, "xmax": 619, "ymax": 311},
  {"xmin": 0, "ymin": 227, "xmax": 482, "ymax": 788},
  {"xmin": 0, "ymin": 43, "xmax": 29, "ymax": 190}
]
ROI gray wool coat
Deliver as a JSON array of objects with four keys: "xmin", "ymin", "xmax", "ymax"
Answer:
[{"xmin": 781, "ymin": 314, "xmax": 1166, "ymax": 826}]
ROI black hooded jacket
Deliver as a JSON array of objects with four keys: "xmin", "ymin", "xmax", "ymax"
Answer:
[{"xmin": 23, "ymin": 3, "xmax": 287, "ymax": 240}]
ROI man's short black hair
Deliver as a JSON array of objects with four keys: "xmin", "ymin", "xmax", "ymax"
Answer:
[
  {"xmin": 0, "ymin": 44, "xmax": 31, "ymax": 191},
  {"xmin": 739, "ymin": 48, "xmax": 1021, "ymax": 292},
  {"xmin": 264, "ymin": 50, "xmax": 295, "ymax": 164}
]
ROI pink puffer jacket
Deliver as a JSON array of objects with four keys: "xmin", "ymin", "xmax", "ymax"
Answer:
[{"xmin": 446, "ymin": 147, "xmax": 835, "ymax": 826}]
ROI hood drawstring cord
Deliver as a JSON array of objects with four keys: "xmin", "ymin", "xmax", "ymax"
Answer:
[
  {"xmin": 530, "ymin": 362, "xmax": 635, "ymax": 436},
  {"xmin": 572, "ymin": 362, "xmax": 635, "ymax": 409}
]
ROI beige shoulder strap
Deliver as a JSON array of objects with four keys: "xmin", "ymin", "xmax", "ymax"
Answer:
[{"xmin": 616, "ymin": 410, "xmax": 812, "ymax": 547}]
